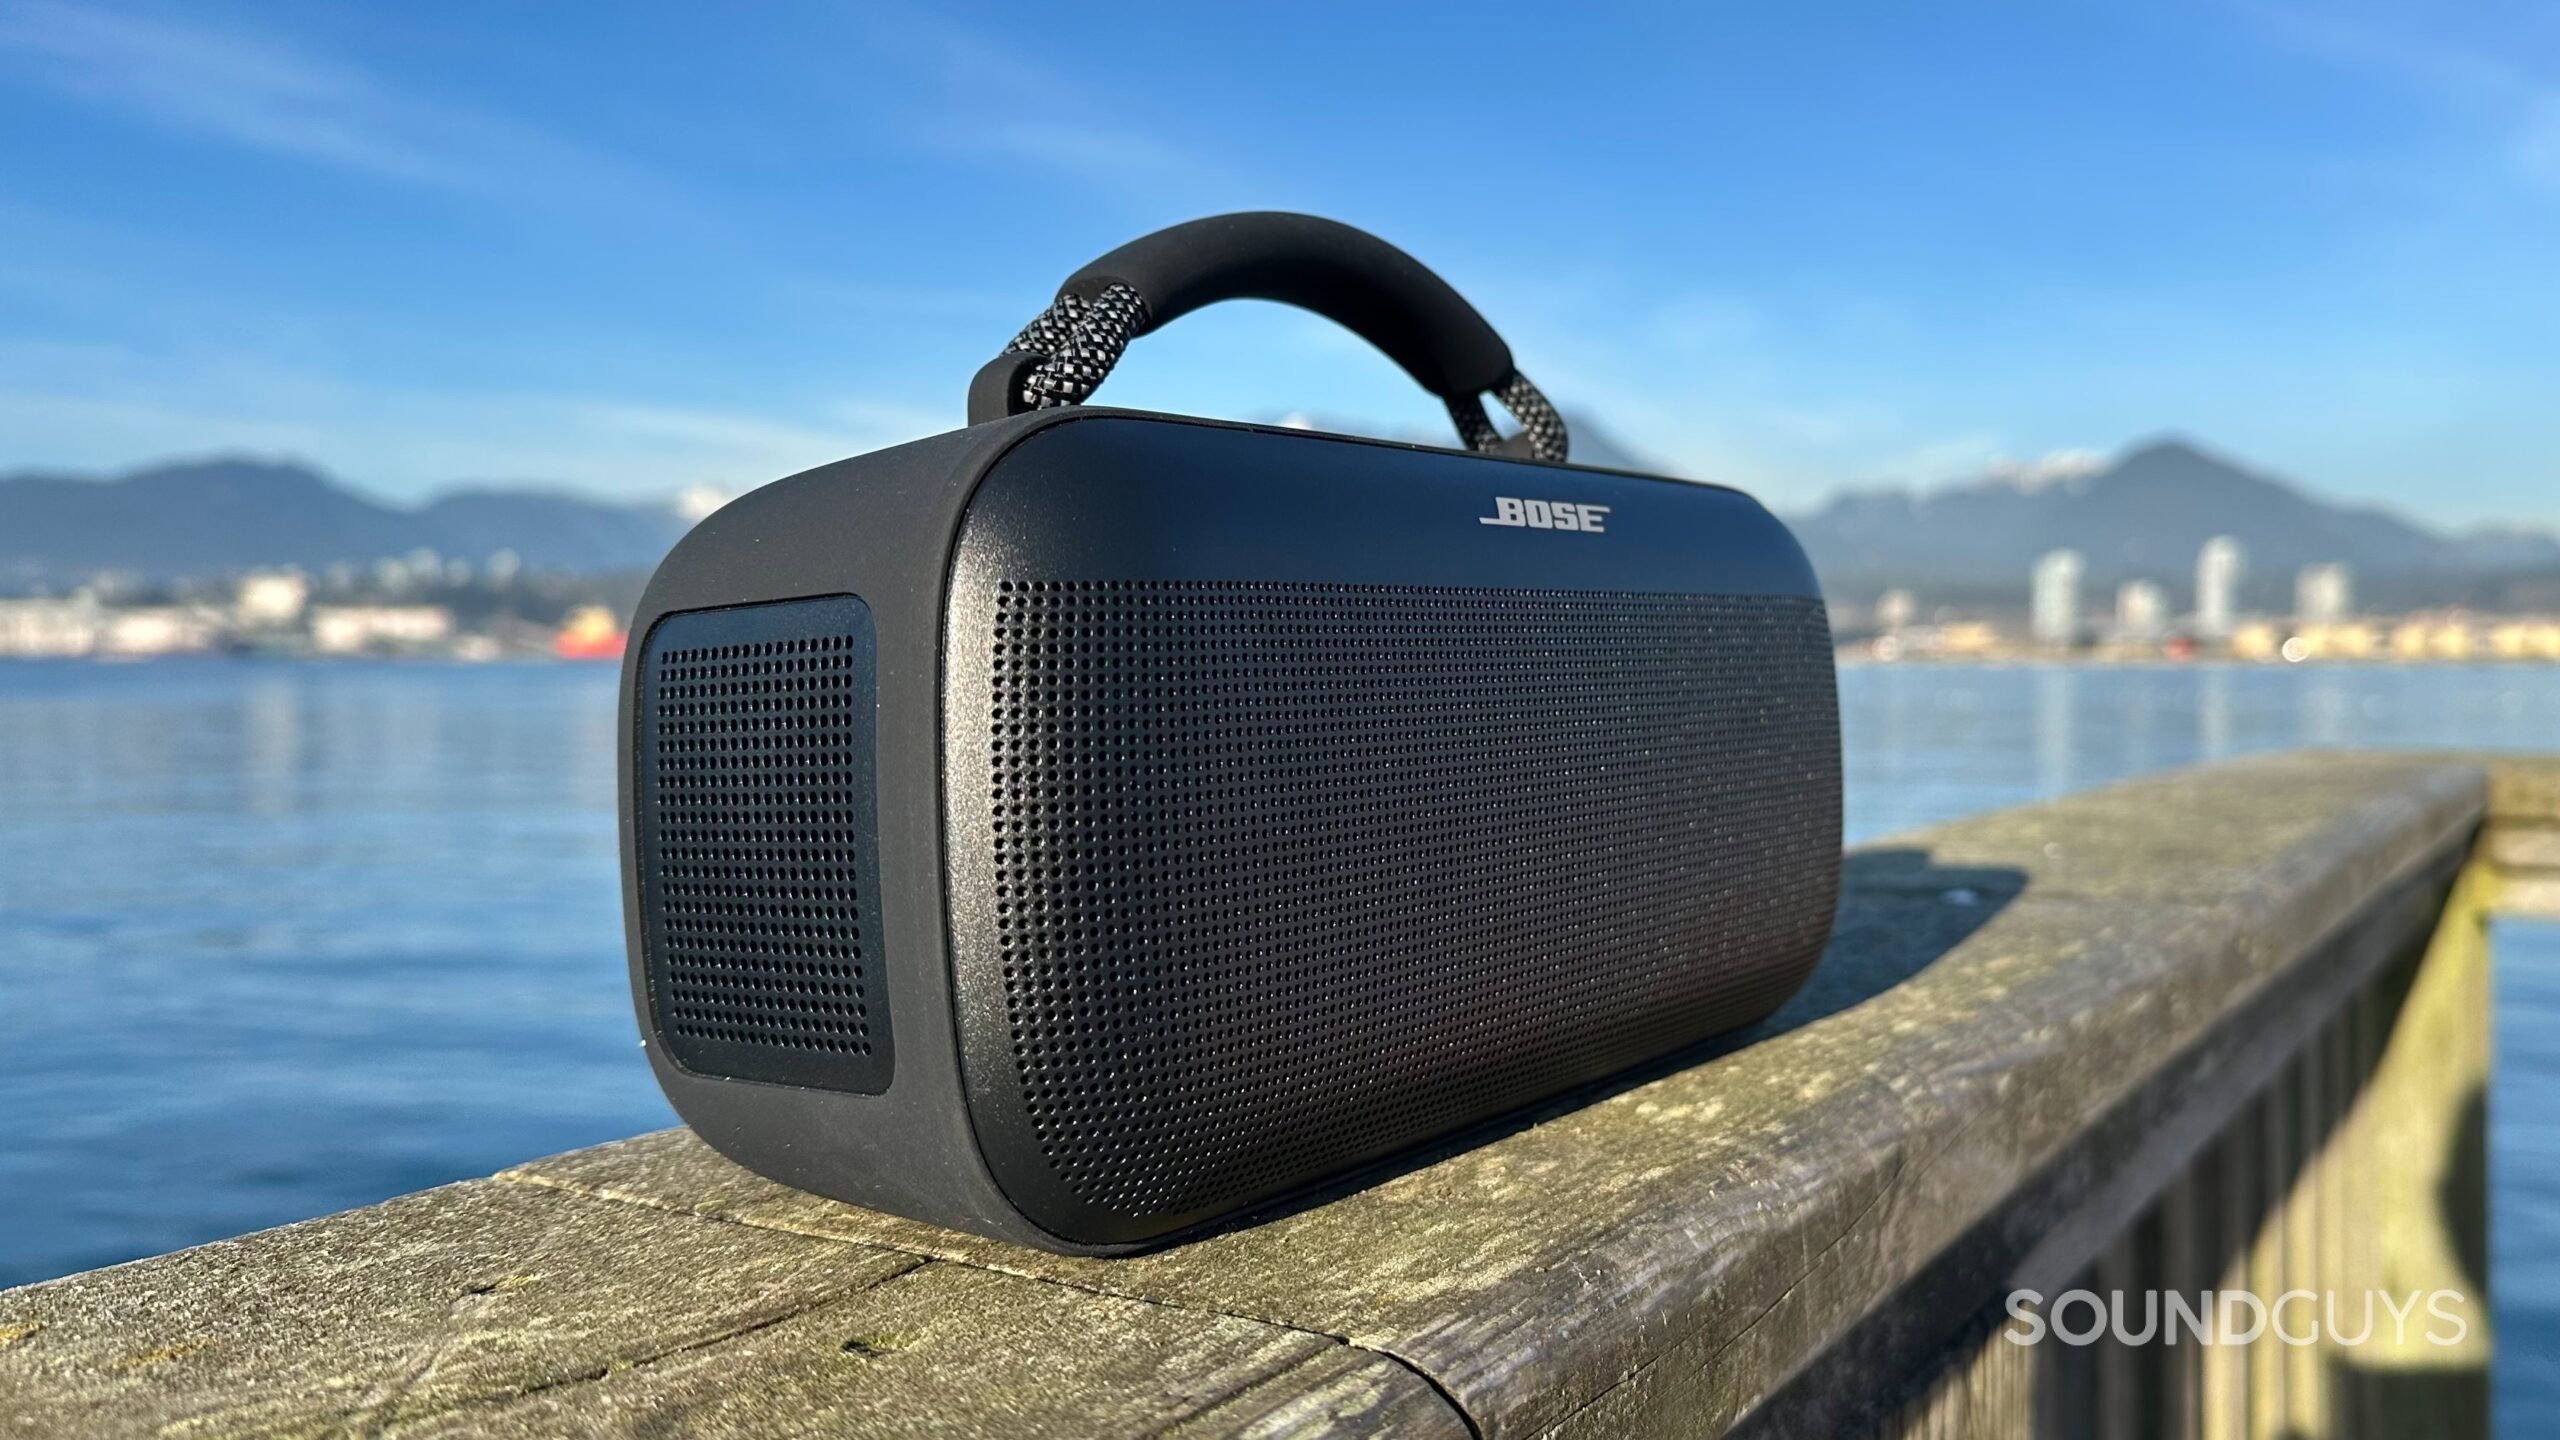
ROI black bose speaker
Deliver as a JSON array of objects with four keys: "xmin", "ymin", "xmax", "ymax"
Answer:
[{"xmin": 621, "ymin": 213, "xmax": 1841, "ymax": 1253}]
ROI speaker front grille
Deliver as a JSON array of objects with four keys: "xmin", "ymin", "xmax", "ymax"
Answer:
[
  {"xmin": 978, "ymin": 581, "xmax": 1839, "ymax": 1220},
  {"xmin": 636, "ymin": 595, "xmax": 890, "ymax": 1093}
]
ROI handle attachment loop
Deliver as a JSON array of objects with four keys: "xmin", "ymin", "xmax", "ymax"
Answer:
[{"xmin": 966, "ymin": 214, "xmax": 1568, "ymax": 463}]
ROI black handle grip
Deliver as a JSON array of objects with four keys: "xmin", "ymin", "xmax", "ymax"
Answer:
[
  {"xmin": 1067, "ymin": 212, "xmax": 1514, "ymax": 400},
  {"xmin": 968, "ymin": 212, "xmax": 1567, "ymax": 462}
]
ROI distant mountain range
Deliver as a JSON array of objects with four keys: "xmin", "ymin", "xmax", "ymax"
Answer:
[
  {"xmin": 0, "ymin": 457, "xmax": 695, "ymax": 587},
  {"xmin": 0, "ymin": 418, "xmax": 1678, "ymax": 589},
  {"xmin": 5, "ymin": 435, "xmax": 2553, "ymax": 608},
  {"xmin": 1783, "ymin": 439, "xmax": 2560, "ymax": 607}
]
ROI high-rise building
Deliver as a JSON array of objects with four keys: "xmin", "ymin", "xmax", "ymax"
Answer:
[
  {"xmin": 2031, "ymin": 549, "xmax": 2084, "ymax": 647},
  {"xmin": 2296, "ymin": 563, "xmax": 2353, "ymax": 625},
  {"xmin": 2196, "ymin": 536, "xmax": 2247, "ymax": 641},
  {"xmin": 2116, "ymin": 580, "xmax": 2167, "ymax": 642}
]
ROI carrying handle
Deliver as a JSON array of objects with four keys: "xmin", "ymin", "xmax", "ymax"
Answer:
[{"xmin": 968, "ymin": 212, "xmax": 1568, "ymax": 462}]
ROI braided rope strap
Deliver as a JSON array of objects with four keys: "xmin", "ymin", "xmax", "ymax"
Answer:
[
  {"xmin": 992, "ymin": 285, "xmax": 1569, "ymax": 464},
  {"xmin": 999, "ymin": 284, "xmax": 1152, "ymax": 409},
  {"xmin": 1446, "ymin": 373, "xmax": 1569, "ymax": 463}
]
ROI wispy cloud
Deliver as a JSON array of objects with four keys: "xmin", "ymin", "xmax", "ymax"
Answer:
[
  {"xmin": 0, "ymin": 1, "xmax": 652, "ymax": 204},
  {"xmin": 873, "ymin": 10, "xmax": 1251, "ymax": 206},
  {"xmin": 2243, "ymin": 1, "xmax": 2560, "ymax": 196},
  {"xmin": 0, "ymin": 337, "xmax": 945, "ymax": 500},
  {"xmin": 562, "ymin": 399, "xmax": 946, "ymax": 480},
  {"xmin": 962, "ymin": 119, "xmax": 1222, "ymax": 191},
  {"xmin": 2519, "ymin": 92, "xmax": 2560, "ymax": 187}
]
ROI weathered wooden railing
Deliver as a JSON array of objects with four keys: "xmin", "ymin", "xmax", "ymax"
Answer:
[{"xmin": 4, "ymin": 751, "xmax": 2555, "ymax": 1438}]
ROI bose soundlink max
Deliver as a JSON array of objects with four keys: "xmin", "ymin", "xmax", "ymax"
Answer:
[{"xmin": 620, "ymin": 213, "xmax": 1841, "ymax": 1253}]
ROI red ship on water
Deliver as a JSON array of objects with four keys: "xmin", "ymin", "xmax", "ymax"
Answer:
[{"xmin": 552, "ymin": 605, "xmax": 626, "ymax": 661}]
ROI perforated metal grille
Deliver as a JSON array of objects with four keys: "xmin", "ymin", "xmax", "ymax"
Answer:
[
  {"xmin": 982, "ymin": 581, "xmax": 1839, "ymax": 1218},
  {"xmin": 637, "ymin": 596, "xmax": 889, "ymax": 1092}
]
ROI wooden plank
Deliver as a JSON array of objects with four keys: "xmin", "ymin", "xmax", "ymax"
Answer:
[
  {"xmin": 0, "ymin": 1181, "xmax": 1456, "ymax": 1439},
  {"xmin": 390, "ymin": 1262, "xmax": 1454, "ymax": 1440},
  {"xmin": 0, "ymin": 1179, "xmax": 920, "ymax": 1438}
]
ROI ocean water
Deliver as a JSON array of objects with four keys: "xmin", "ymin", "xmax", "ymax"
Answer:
[
  {"xmin": 0, "ymin": 660, "xmax": 2554, "ymax": 1413},
  {"xmin": 2497, "ymin": 915, "xmax": 2560, "ymax": 1434},
  {"xmin": 0, "ymin": 662, "xmax": 648, "ymax": 1283}
]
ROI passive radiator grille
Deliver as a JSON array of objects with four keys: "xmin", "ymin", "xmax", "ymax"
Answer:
[
  {"xmin": 636, "ymin": 595, "xmax": 890, "ymax": 1093},
  {"xmin": 981, "ymin": 582, "xmax": 1839, "ymax": 1220}
]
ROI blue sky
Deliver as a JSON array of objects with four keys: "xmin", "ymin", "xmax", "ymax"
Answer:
[{"xmin": 0, "ymin": 1, "xmax": 2553, "ymax": 526}]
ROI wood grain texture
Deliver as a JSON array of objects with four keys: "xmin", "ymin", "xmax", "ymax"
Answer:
[
  {"xmin": 0, "ymin": 1178, "xmax": 923, "ymax": 1438},
  {"xmin": 386, "ymin": 1263, "xmax": 1438, "ymax": 1440}
]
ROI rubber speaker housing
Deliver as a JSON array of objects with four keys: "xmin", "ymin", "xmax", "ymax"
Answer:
[{"xmin": 621, "ymin": 408, "xmax": 1841, "ymax": 1254}]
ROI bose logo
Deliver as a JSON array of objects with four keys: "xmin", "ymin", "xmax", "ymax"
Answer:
[{"xmin": 1480, "ymin": 497, "xmax": 1611, "ymax": 533}]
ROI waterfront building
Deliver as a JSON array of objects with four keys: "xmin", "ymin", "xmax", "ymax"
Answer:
[
  {"xmin": 2487, "ymin": 621, "xmax": 2560, "ymax": 661},
  {"xmin": 100, "ymin": 607, "xmax": 220, "ymax": 657},
  {"xmin": 2115, "ymin": 580, "xmax": 2166, "ymax": 642},
  {"xmin": 2231, "ymin": 622, "xmax": 2281, "ymax": 661},
  {"xmin": 2296, "ymin": 563, "xmax": 2353, "ymax": 625},
  {"xmin": 2030, "ymin": 550, "xmax": 2083, "ymax": 646},
  {"xmin": 235, "ymin": 571, "xmax": 310, "ymax": 629},
  {"xmin": 2300, "ymin": 622, "xmax": 2379, "ymax": 660},
  {"xmin": 0, "ymin": 596, "xmax": 102, "ymax": 657},
  {"xmin": 309, "ymin": 605, "xmax": 455, "ymax": 655},
  {"xmin": 2196, "ymin": 536, "xmax": 2246, "ymax": 641}
]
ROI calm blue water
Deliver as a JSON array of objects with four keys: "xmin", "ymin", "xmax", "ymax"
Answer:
[
  {"xmin": 1, "ymin": 660, "xmax": 2554, "ymax": 1412},
  {"xmin": 0, "ymin": 662, "xmax": 650, "ymax": 1283},
  {"xmin": 2497, "ymin": 914, "xmax": 2560, "ymax": 1434}
]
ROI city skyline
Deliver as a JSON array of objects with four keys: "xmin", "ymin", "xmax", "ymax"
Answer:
[
  {"xmin": 0, "ymin": 2, "xmax": 2554, "ymax": 525},
  {"xmin": 1868, "ymin": 532, "xmax": 2560, "ymax": 664}
]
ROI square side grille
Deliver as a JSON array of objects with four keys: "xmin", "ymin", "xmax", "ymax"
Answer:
[{"xmin": 635, "ymin": 595, "xmax": 890, "ymax": 1093}]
